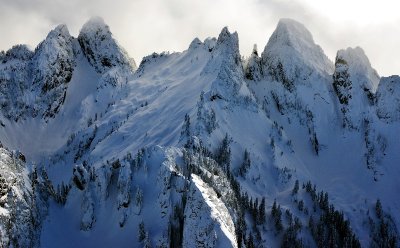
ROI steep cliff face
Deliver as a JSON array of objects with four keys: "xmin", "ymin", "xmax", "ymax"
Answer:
[
  {"xmin": 0, "ymin": 25, "xmax": 76, "ymax": 120},
  {"xmin": 31, "ymin": 24, "xmax": 76, "ymax": 118},
  {"xmin": 0, "ymin": 45, "xmax": 34, "ymax": 121},
  {"xmin": 376, "ymin": 75, "xmax": 400, "ymax": 122},
  {"xmin": 332, "ymin": 47, "xmax": 380, "ymax": 129},
  {"xmin": 0, "ymin": 147, "xmax": 39, "ymax": 247}
]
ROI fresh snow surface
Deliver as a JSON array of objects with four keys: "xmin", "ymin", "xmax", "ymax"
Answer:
[{"xmin": 191, "ymin": 174, "xmax": 237, "ymax": 247}]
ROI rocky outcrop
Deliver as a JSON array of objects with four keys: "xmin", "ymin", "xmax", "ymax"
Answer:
[
  {"xmin": 376, "ymin": 75, "xmax": 400, "ymax": 122},
  {"xmin": 0, "ymin": 148, "xmax": 37, "ymax": 247},
  {"xmin": 332, "ymin": 47, "xmax": 380, "ymax": 128},
  {"xmin": 32, "ymin": 24, "xmax": 76, "ymax": 118}
]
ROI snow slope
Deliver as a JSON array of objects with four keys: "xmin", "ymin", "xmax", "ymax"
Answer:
[{"xmin": 189, "ymin": 174, "xmax": 237, "ymax": 247}]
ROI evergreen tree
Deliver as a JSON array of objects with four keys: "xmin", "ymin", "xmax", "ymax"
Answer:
[
  {"xmin": 309, "ymin": 215, "xmax": 315, "ymax": 236},
  {"xmin": 375, "ymin": 199, "xmax": 383, "ymax": 219},
  {"xmin": 238, "ymin": 149, "xmax": 251, "ymax": 177},
  {"xmin": 271, "ymin": 200, "xmax": 283, "ymax": 232},
  {"xmin": 298, "ymin": 200, "xmax": 304, "ymax": 212},
  {"xmin": 181, "ymin": 113, "xmax": 191, "ymax": 148},
  {"xmin": 285, "ymin": 209, "xmax": 293, "ymax": 226},
  {"xmin": 371, "ymin": 199, "xmax": 398, "ymax": 248},
  {"xmin": 254, "ymin": 198, "xmax": 259, "ymax": 220},
  {"xmin": 294, "ymin": 217, "xmax": 302, "ymax": 230},
  {"xmin": 138, "ymin": 221, "xmax": 146, "ymax": 242},
  {"xmin": 272, "ymin": 199, "xmax": 277, "ymax": 216},
  {"xmin": 246, "ymin": 233, "xmax": 255, "ymax": 248},
  {"xmin": 276, "ymin": 205, "xmax": 283, "ymax": 232},
  {"xmin": 282, "ymin": 225, "xmax": 303, "ymax": 248},
  {"xmin": 258, "ymin": 197, "xmax": 266, "ymax": 224},
  {"xmin": 143, "ymin": 231, "xmax": 151, "ymax": 248},
  {"xmin": 135, "ymin": 187, "xmax": 144, "ymax": 213},
  {"xmin": 292, "ymin": 179, "xmax": 299, "ymax": 195},
  {"xmin": 215, "ymin": 133, "xmax": 231, "ymax": 173}
]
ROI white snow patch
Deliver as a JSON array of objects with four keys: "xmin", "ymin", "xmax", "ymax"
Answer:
[{"xmin": 191, "ymin": 174, "xmax": 237, "ymax": 248}]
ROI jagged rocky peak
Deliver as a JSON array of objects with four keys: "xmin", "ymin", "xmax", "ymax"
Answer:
[
  {"xmin": 0, "ymin": 24, "xmax": 76, "ymax": 121},
  {"xmin": 33, "ymin": 23, "xmax": 75, "ymax": 73},
  {"xmin": 332, "ymin": 47, "xmax": 381, "ymax": 128},
  {"xmin": 188, "ymin": 37, "xmax": 217, "ymax": 52},
  {"xmin": 33, "ymin": 24, "xmax": 74, "ymax": 60},
  {"xmin": 335, "ymin": 47, "xmax": 380, "ymax": 93},
  {"xmin": 376, "ymin": 75, "xmax": 400, "ymax": 122},
  {"xmin": 216, "ymin": 26, "xmax": 239, "ymax": 52},
  {"xmin": 46, "ymin": 24, "xmax": 71, "ymax": 40},
  {"xmin": 78, "ymin": 16, "xmax": 136, "ymax": 73},
  {"xmin": 207, "ymin": 26, "xmax": 244, "ymax": 98},
  {"xmin": 261, "ymin": 18, "xmax": 333, "ymax": 89},
  {"xmin": 2, "ymin": 45, "xmax": 33, "ymax": 61},
  {"xmin": 245, "ymin": 44, "xmax": 263, "ymax": 81},
  {"xmin": 213, "ymin": 26, "xmax": 241, "ymax": 67},
  {"xmin": 217, "ymin": 26, "xmax": 233, "ymax": 41},
  {"xmin": 31, "ymin": 23, "xmax": 76, "ymax": 118},
  {"xmin": 202, "ymin": 27, "xmax": 241, "ymax": 73},
  {"xmin": 188, "ymin": 29, "xmax": 233, "ymax": 53},
  {"xmin": 188, "ymin": 37, "xmax": 203, "ymax": 50}
]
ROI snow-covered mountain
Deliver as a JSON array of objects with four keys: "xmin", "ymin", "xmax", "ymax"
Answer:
[{"xmin": 0, "ymin": 17, "xmax": 399, "ymax": 247}]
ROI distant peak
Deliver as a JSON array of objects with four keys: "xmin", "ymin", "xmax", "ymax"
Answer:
[
  {"xmin": 217, "ymin": 26, "xmax": 238, "ymax": 46},
  {"xmin": 34, "ymin": 23, "xmax": 73, "ymax": 59},
  {"xmin": 219, "ymin": 26, "xmax": 230, "ymax": 37},
  {"xmin": 54, "ymin": 24, "xmax": 69, "ymax": 33},
  {"xmin": 83, "ymin": 16, "xmax": 107, "ymax": 28},
  {"xmin": 335, "ymin": 46, "xmax": 380, "ymax": 91},
  {"xmin": 336, "ymin": 47, "xmax": 370, "ymax": 64},
  {"xmin": 79, "ymin": 16, "xmax": 110, "ymax": 36},
  {"xmin": 47, "ymin": 24, "xmax": 71, "ymax": 39},
  {"xmin": 188, "ymin": 37, "xmax": 202, "ymax": 50},
  {"xmin": 278, "ymin": 18, "xmax": 307, "ymax": 28},
  {"xmin": 78, "ymin": 17, "xmax": 136, "ymax": 73},
  {"xmin": 261, "ymin": 18, "xmax": 333, "ymax": 83},
  {"xmin": 4, "ymin": 44, "xmax": 33, "ymax": 61},
  {"xmin": 272, "ymin": 18, "xmax": 315, "ymax": 49}
]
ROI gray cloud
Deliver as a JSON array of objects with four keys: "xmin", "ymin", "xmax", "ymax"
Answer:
[{"xmin": 0, "ymin": 0, "xmax": 398, "ymax": 76}]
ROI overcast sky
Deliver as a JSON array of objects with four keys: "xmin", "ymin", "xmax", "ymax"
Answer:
[{"xmin": 0, "ymin": 0, "xmax": 399, "ymax": 76}]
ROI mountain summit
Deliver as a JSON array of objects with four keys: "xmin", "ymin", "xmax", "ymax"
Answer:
[
  {"xmin": 78, "ymin": 17, "xmax": 136, "ymax": 73},
  {"xmin": 261, "ymin": 18, "xmax": 334, "ymax": 87}
]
